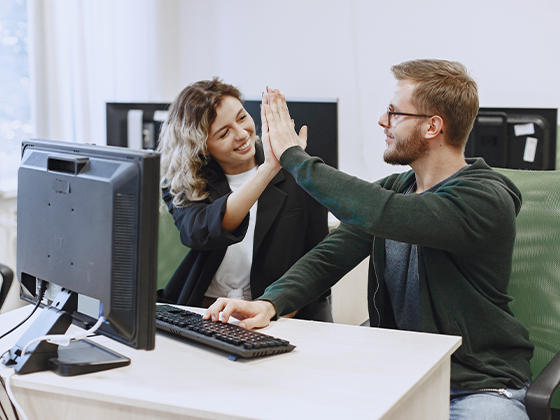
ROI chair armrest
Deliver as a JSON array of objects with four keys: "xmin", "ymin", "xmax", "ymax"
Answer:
[
  {"xmin": 525, "ymin": 351, "xmax": 560, "ymax": 420},
  {"xmin": 0, "ymin": 263, "xmax": 14, "ymax": 309}
]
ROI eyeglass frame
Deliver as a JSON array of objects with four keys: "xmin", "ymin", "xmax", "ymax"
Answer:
[{"xmin": 386, "ymin": 107, "xmax": 433, "ymax": 126}]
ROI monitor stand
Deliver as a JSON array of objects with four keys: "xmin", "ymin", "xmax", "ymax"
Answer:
[{"xmin": 2, "ymin": 288, "xmax": 130, "ymax": 375}]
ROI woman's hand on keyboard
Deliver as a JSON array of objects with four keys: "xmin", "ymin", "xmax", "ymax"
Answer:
[{"xmin": 204, "ymin": 298, "xmax": 277, "ymax": 330}]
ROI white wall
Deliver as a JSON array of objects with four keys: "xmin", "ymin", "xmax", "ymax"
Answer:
[
  {"xmin": 26, "ymin": 0, "xmax": 560, "ymax": 182},
  {"xmin": 171, "ymin": 0, "xmax": 560, "ymax": 182}
]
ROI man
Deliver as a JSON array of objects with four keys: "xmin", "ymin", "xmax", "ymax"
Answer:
[{"xmin": 205, "ymin": 59, "xmax": 534, "ymax": 419}]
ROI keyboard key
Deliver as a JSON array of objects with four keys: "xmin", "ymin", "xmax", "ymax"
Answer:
[{"xmin": 155, "ymin": 305, "xmax": 295, "ymax": 359}]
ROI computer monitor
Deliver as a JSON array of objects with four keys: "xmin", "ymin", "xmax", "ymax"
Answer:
[
  {"xmin": 3, "ymin": 139, "xmax": 160, "ymax": 375},
  {"xmin": 106, "ymin": 102, "xmax": 170, "ymax": 150},
  {"xmin": 243, "ymin": 98, "xmax": 338, "ymax": 169},
  {"xmin": 106, "ymin": 99, "xmax": 339, "ymax": 168},
  {"xmin": 465, "ymin": 107, "xmax": 557, "ymax": 170}
]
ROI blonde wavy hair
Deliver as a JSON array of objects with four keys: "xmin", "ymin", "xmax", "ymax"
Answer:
[{"xmin": 157, "ymin": 78, "xmax": 244, "ymax": 207}]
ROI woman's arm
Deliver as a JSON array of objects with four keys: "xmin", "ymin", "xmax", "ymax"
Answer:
[
  {"xmin": 221, "ymin": 164, "xmax": 278, "ymax": 233},
  {"xmin": 163, "ymin": 189, "xmax": 249, "ymax": 250},
  {"xmin": 221, "ymin": 96, "xmax": 281, "ymax": 233}
]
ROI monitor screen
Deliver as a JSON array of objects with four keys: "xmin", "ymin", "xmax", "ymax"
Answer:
[
  {"xmin": 106, "ymin": 99, "xmax": 339, "ymax": 168},
  {"xmin": 243, "ymin": 98, "xmax": 338, "ymax": 169},
  {"xmin": 465, "ymin": 107, "xmax": 557, "ymax": 170},
  {"xmin": 5, "ymin": 139, "xmax": 159, "ymax": 374}
]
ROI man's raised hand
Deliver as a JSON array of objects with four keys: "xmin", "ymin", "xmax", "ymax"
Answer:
[{"xmin": 263, "ymin": 87, "xmax": 308, "ymax": 160}]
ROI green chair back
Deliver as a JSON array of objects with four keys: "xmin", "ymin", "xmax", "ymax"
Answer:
[
  {"xmin": 157, "ymin": 207, "xmax": 190, "ymax": 291},
  {"xmin": 495, "ymin": 168, "xmax": 560, "ymax": 408}
]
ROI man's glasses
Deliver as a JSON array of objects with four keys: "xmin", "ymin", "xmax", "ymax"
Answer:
[{"xmin": 387, "ymin": 107, "xmax": 433, "ymax": 126}]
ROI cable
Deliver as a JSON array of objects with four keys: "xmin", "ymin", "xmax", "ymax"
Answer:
[
  {"xmin": 20, "ymin": 315, "xmax": 106, "ymax": 357},
  {"xmin": 1, "ymin": 296, "xmax": 105, "ymax": 420},
  {"xmin": 0, "ymin": 280, "xmax": 47, "ymax": 341},
  {"xmin": 0, "ymin": 373, "xmax": 15, "ymax": 420},
  {"xmin": 4, "ymin": 369, "xmax": 27, "ymax": 420}
]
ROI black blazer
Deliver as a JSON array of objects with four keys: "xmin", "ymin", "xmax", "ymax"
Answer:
[{"xmin": 160, "ymin": 143, "xmax": 329, "ymax": 320}]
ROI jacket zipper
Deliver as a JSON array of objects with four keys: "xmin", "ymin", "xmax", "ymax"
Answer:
[
  {"xmin": 477, "ymin": 388, "xmax": 513, "ymax": 398},
  {"xmin": 371, "ymin": 237, "xmax": 381, "ymax": 328}
]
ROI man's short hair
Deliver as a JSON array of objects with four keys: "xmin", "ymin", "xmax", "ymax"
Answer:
[{"xmin": 391, "ymin": 59, "xmax": 479, "ymax": 149}]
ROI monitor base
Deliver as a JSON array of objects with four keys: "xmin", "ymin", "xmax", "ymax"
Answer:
[{"xmin": 50, "ymin": 339, "xmax": 130, "ymax": 376}]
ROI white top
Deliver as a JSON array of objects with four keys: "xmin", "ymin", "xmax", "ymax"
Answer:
[{"xmin": 205, "ymin": 166, "xmax": 258, "ymax": 301}]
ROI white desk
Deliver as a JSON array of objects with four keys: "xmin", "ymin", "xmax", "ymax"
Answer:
[{"xmin": 0, "ymin": 306, "xmax": 461, "ymax": 420}]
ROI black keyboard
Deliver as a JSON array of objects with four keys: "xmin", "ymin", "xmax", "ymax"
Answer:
[{"xmin": 155, "ymin": 305, "xmax": 296, "ymax": 359}]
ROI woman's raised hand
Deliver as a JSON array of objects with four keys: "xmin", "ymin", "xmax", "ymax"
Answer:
[{"xmin": 260, "ymin": 90, "xmax": 281, "ymax": 173}]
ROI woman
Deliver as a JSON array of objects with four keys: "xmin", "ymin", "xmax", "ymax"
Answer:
[{"xmin": 157, "ymin": 78, "xmax": 331, "ymax": 321}]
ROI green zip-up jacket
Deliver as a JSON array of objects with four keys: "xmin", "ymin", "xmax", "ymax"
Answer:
[{"xmin": 259, "ymin": 146, "xmax": 533, "ymax": 390}]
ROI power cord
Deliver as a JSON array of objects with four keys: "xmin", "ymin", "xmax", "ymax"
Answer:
[
  {"xmin": 4, "ymin": 369, "xmax": 27, "ymax": 420},
  {"xmin": 0, "ymin": 372, "xmax": 18, "ymax": 420},
  {"xmin": 0, "ymin": 280, "xmax": 47, "ymax": 341},
  {"xmin": 2, "ymin": 300, "xmax": 106, "ymax": 420},
  {"xmin": 20, "ymin": 314, "xmax": 106, "ymax": 357},
  {"xmin": 3, "ymin": 314, "xmax": 106, "ymax": 420}
]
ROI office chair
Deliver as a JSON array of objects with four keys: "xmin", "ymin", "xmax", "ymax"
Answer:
[
  {"xmin": 494, "ymin": 168, "xmax": 560, "ymax": 420},
  {"xmin": 157, "ymin": 207, "xmax": 190, "ymax": 292},
  {"xmin": 0, "ymin": 263, "xmax": 14, "ymax": 311}
]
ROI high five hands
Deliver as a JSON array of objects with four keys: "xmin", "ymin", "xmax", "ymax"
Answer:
[
  {"xmin": 261, "ymin": 88, "xmax": 308, "ymax": 160},
  {"xmin": 202, "ymin": 88, "xmax": 308, "ymax": 331}
]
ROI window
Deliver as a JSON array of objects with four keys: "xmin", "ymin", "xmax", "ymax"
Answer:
[{"xmin": 0, "ymin": 0, "xmax": 32, "ymax": 156}]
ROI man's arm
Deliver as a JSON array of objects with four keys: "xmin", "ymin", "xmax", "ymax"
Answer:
[
  {"xmin": 203, "ymin": 222, "xmax": 373, "ymax": 328},
  {"xmin": 263, "ymin": 89, "xmax": 512, "ymax": 255},
  {"xmin": 258, "ymin": 222, "xmax": 372, "ymax": 317}
]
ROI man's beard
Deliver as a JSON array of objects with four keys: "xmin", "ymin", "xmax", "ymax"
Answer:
[{"xmin": 383, "ymin": 122, "xmax": 428, "ymax": 166}]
